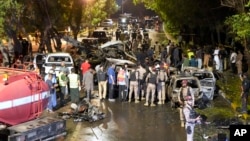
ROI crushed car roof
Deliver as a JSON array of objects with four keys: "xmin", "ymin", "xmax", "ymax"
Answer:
[{"xmin": 100, "ymin": 41, "xmax": 123, "ymax": 49}]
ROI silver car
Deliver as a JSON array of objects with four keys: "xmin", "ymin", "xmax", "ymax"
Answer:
[
  {"xmin": 192, "ymin": 70, "xmax": 216, "ymax": 100},
  {"xmin": 167, "ymin": 75, "xmax": 203, "ymax": 108}
]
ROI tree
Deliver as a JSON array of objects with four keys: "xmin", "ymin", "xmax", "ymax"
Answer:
[
  {"xmin": 133, "ymin": 0, "xmax": 233, "ymax": 45},
  {"xmin": 223, "ymin": 0, "xmax": 250, "ymax": 48}
]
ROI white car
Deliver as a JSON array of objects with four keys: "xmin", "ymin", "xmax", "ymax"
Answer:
[
  {"xmin": 192, "ymin": 70, "xmax": 216, "ymax": 100},
  {"xmin": 101, "ymin": 19, "xmax": 113, "ymax": 27},
  {"xmin": 43, "ymin": 52, "xmax": 74, "ymax": 76}
]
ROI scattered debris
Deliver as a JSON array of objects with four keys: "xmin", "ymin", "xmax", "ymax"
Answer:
[{"xmin": 58, "ymin": 99, "xmax": 105, "ymax": 123}]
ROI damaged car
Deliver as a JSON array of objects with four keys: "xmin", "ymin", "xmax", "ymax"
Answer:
[
  {"xmin": 192, "ymin": 70, "xmax": 217, "ymax": 100},
  {"xmin": 98, "ymin": 40, "xmax": 137, "ymax": 62},
  {"xmin": 167, "ymin": 74, "xmax": 203, "ymax": 108}
]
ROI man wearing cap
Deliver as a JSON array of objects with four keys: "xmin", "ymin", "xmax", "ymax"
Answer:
[
  {"xmin": 183, "ymin": 96, "xmax": 201, "ymax": 141},
  {"xmin": 44, "ymin": 69, "xmax": 58, "ymax": 110},
  {"xmin": 178, "ymin": 79, "xmax": 195, "ymax": 127},
  {"xmin": 144, "ymin": 66, "xmax": 158, "ymax": 107},
  {"xmin": 157, "ymin": 64, "xmax": 168, "ymax": 105}
]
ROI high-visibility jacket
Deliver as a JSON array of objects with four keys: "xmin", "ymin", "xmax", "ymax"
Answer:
[
  {"xmin": 68, "ymin": 73, "xmax": 79, "ymax": 88},
  {"xmin": 58, "ymin": 72, "xmax": 67, "ymax": 87}
]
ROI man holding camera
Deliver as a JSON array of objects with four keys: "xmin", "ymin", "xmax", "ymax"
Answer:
[{"xmin": 183, "ymin": 96, "xmax": 201, "ymax": 141}]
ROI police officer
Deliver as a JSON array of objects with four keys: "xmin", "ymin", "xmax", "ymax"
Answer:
[
  {"xmin": 183, "ymin": 96, "xmax": 201, "ymax": 141},
  {"xmin": 137, "ymin": 63, "xmax": 147, "ymax": 100},
  {"xmin": 144, "ymin": 66, "xmax": 158, "ymax": 107},
  {"xmin": 178, "ymin": 79, "xmax": 195, "ymax": 127},
  {"xmin": 128, "ymin": 66, "xmax": 139, "ymax": 103},
  {"xmin": 157, "ymin": 64, "xmax": 168, "ymax": 105},
  {"xmin": 240, "ymin": 73, "xmax": 250, "ymax": 113}
]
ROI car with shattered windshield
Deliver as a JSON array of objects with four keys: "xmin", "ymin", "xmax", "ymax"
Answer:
[
  {"xmin": 192, "ymin": 70, "xmax": 216, "ymax": 100},
  {"xmin": 167, "ymin": 74, "xmax": 203, "ymax": 108}
]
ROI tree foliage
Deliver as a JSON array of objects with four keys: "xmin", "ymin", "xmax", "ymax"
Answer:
[{"xmin": 225, "ymin": 1, "xmax": 250, "ymax": 41}]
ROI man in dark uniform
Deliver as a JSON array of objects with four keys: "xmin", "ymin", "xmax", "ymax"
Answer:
[
  {"xmin": 144, "ymin": 66, "xmax": 158, "ymax": 107},
  {"xmin": 157, "ymin": 65, "xmax": 168, "ymax": 104},
  {"xmin": 240, "ymin": 73, "xmax": 250, "ymax": 113}
]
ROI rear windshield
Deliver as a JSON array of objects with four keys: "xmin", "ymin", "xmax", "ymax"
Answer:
[
  {"xmin": 92, "ymin": 31, "xmax": 106, "ymax": 38},
  {"xmin": 176, "ymin": 79, "xmax": 199, "ymax": 88},
  {"xmin": 47, "ymin": 56, "xmax": 72, "ymax": 63}
]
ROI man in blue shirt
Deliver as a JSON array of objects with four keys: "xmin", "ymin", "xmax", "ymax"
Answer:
[{"xmin": 107, "ymin": 63, "xmax": 116, "ymax": 102}]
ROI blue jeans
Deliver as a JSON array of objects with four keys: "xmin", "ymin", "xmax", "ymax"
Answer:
[{"xmin": 108, "ymin": 83, "xmax": 114, "ymax": 99}]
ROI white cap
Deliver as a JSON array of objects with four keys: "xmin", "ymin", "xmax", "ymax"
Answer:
[
  {"xmin": 70, "ymin": 103, "xmax": 78, "ymax": 110},
  {"xmin": 48, "ymin": 69, "xmax": 55, "ymax": 74}
]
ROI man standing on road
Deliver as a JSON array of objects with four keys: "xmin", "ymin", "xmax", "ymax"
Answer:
[
  {"xmin": 183, "ymin": 96, "xmax": 201, "ymax": 141},
  {"xmin": 82, "ymin": 69, "xmax": 94, "ymax": 102},
  {"xmin": 240, "ymin": 73, "xmax": 250, "ymax": 114},
  {"xmin": 178, "ymin": 80, "xmax": 195, "ymax": 127},
  {"xmin": 157, "ymin": 65, "xmax": 168, "ymax": 105},
  {"xmin": 81, "ymin": 59, "xmax": 91, "ymax": 79},
  {"xmin": 97, "ymin": 65, "xmax": 108, "ymax": 101},
  {"xmin": 144, "ymin": 66, "xmax": 158, "ymax": 107},
  {"xmin": 107, "ymin": 63, "xmax": 116, "ymax": 102},
  {"xmin": 68, "ymin": 68, "xmax": 81, "ymax": 104}
]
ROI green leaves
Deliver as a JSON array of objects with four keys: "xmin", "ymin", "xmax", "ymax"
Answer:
[{"xmin": 225, "ymin": 2, "xmax": 250, "ymax": 40}]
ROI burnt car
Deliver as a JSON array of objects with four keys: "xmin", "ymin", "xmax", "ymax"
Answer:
[
  {"xmin": 98, "ymin": 40, "xmax": 137, "ymax": 62},
  {"xmin": 167, "ymin": 74, "xmax": 203, "ymax": 108},
  {"xmin": 91, "ymin": 30, "xmax": 112, "ymax": 44},
  {"xmin": 192, "ymin": 70, "xmax": 217, "ymax": 100}
]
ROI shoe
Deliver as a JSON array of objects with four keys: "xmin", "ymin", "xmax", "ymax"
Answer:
[
  {"xmin": 135, "ymin": 100, "xmax": 140, "ymax": 103},
  {"xmin": 108, "ymin": 99, "xmax": 115, "ymax": 102},
  {"xmin": 47, "ymin": 109, "xmax": 54, "ymax": 113},
  {"xmin": 181, "ymin": 121, "xmax": 185, "ymax": 127},
  {"xmin": 141, "ymin": 97, "xmax": 146, "ymax": 100},
  {"xmin": 151, "ymin": 103, "xmax": 156, "ymax": 107},
  {"xmin": 144, "ymin": 102, "xmax": 149, "ymax": 106},
  {"xmin": 157, "ymin": 101, "xmax": 162, "ymax": 105}
]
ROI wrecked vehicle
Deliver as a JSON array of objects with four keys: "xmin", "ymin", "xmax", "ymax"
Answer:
[
  {"xmin": 98, "ymin": 40, "xmax": 137, "ymax": 62},
  {"xmin": 167, "ymin": 74, "xmax": 203, "ymax": 108},
  {"xmin": 192, "ymin": 70, "xmax": 217, "ymax": 100},
  {"xmin": 58, "ymin": 99, "xmax": 105, "ymax": 123}
]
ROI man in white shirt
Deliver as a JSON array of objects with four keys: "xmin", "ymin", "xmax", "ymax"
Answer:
[{"xmin": 230, "ymin": 50, "xmax": 237, "ymax": 74}]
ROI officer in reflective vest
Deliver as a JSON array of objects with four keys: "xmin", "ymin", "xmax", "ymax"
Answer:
[
  {"xmin": 68, "ymin": 68, "xmax": 81, "ymax": 104},
  {"xmin": 183, "ymin": 96, "xmax": 201, "ymax": 141},
  {"xmin": 144, "ymin": 66, "xmax": 158, "ymax": 107},
  {"xmin": 58, "ymin": 70, "xmax": 68, "ymax": 106}
]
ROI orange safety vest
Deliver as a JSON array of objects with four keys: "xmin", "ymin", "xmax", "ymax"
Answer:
[{"xmin": 117, "ymin": 70, "xmax": 125, "ymax": 82}]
